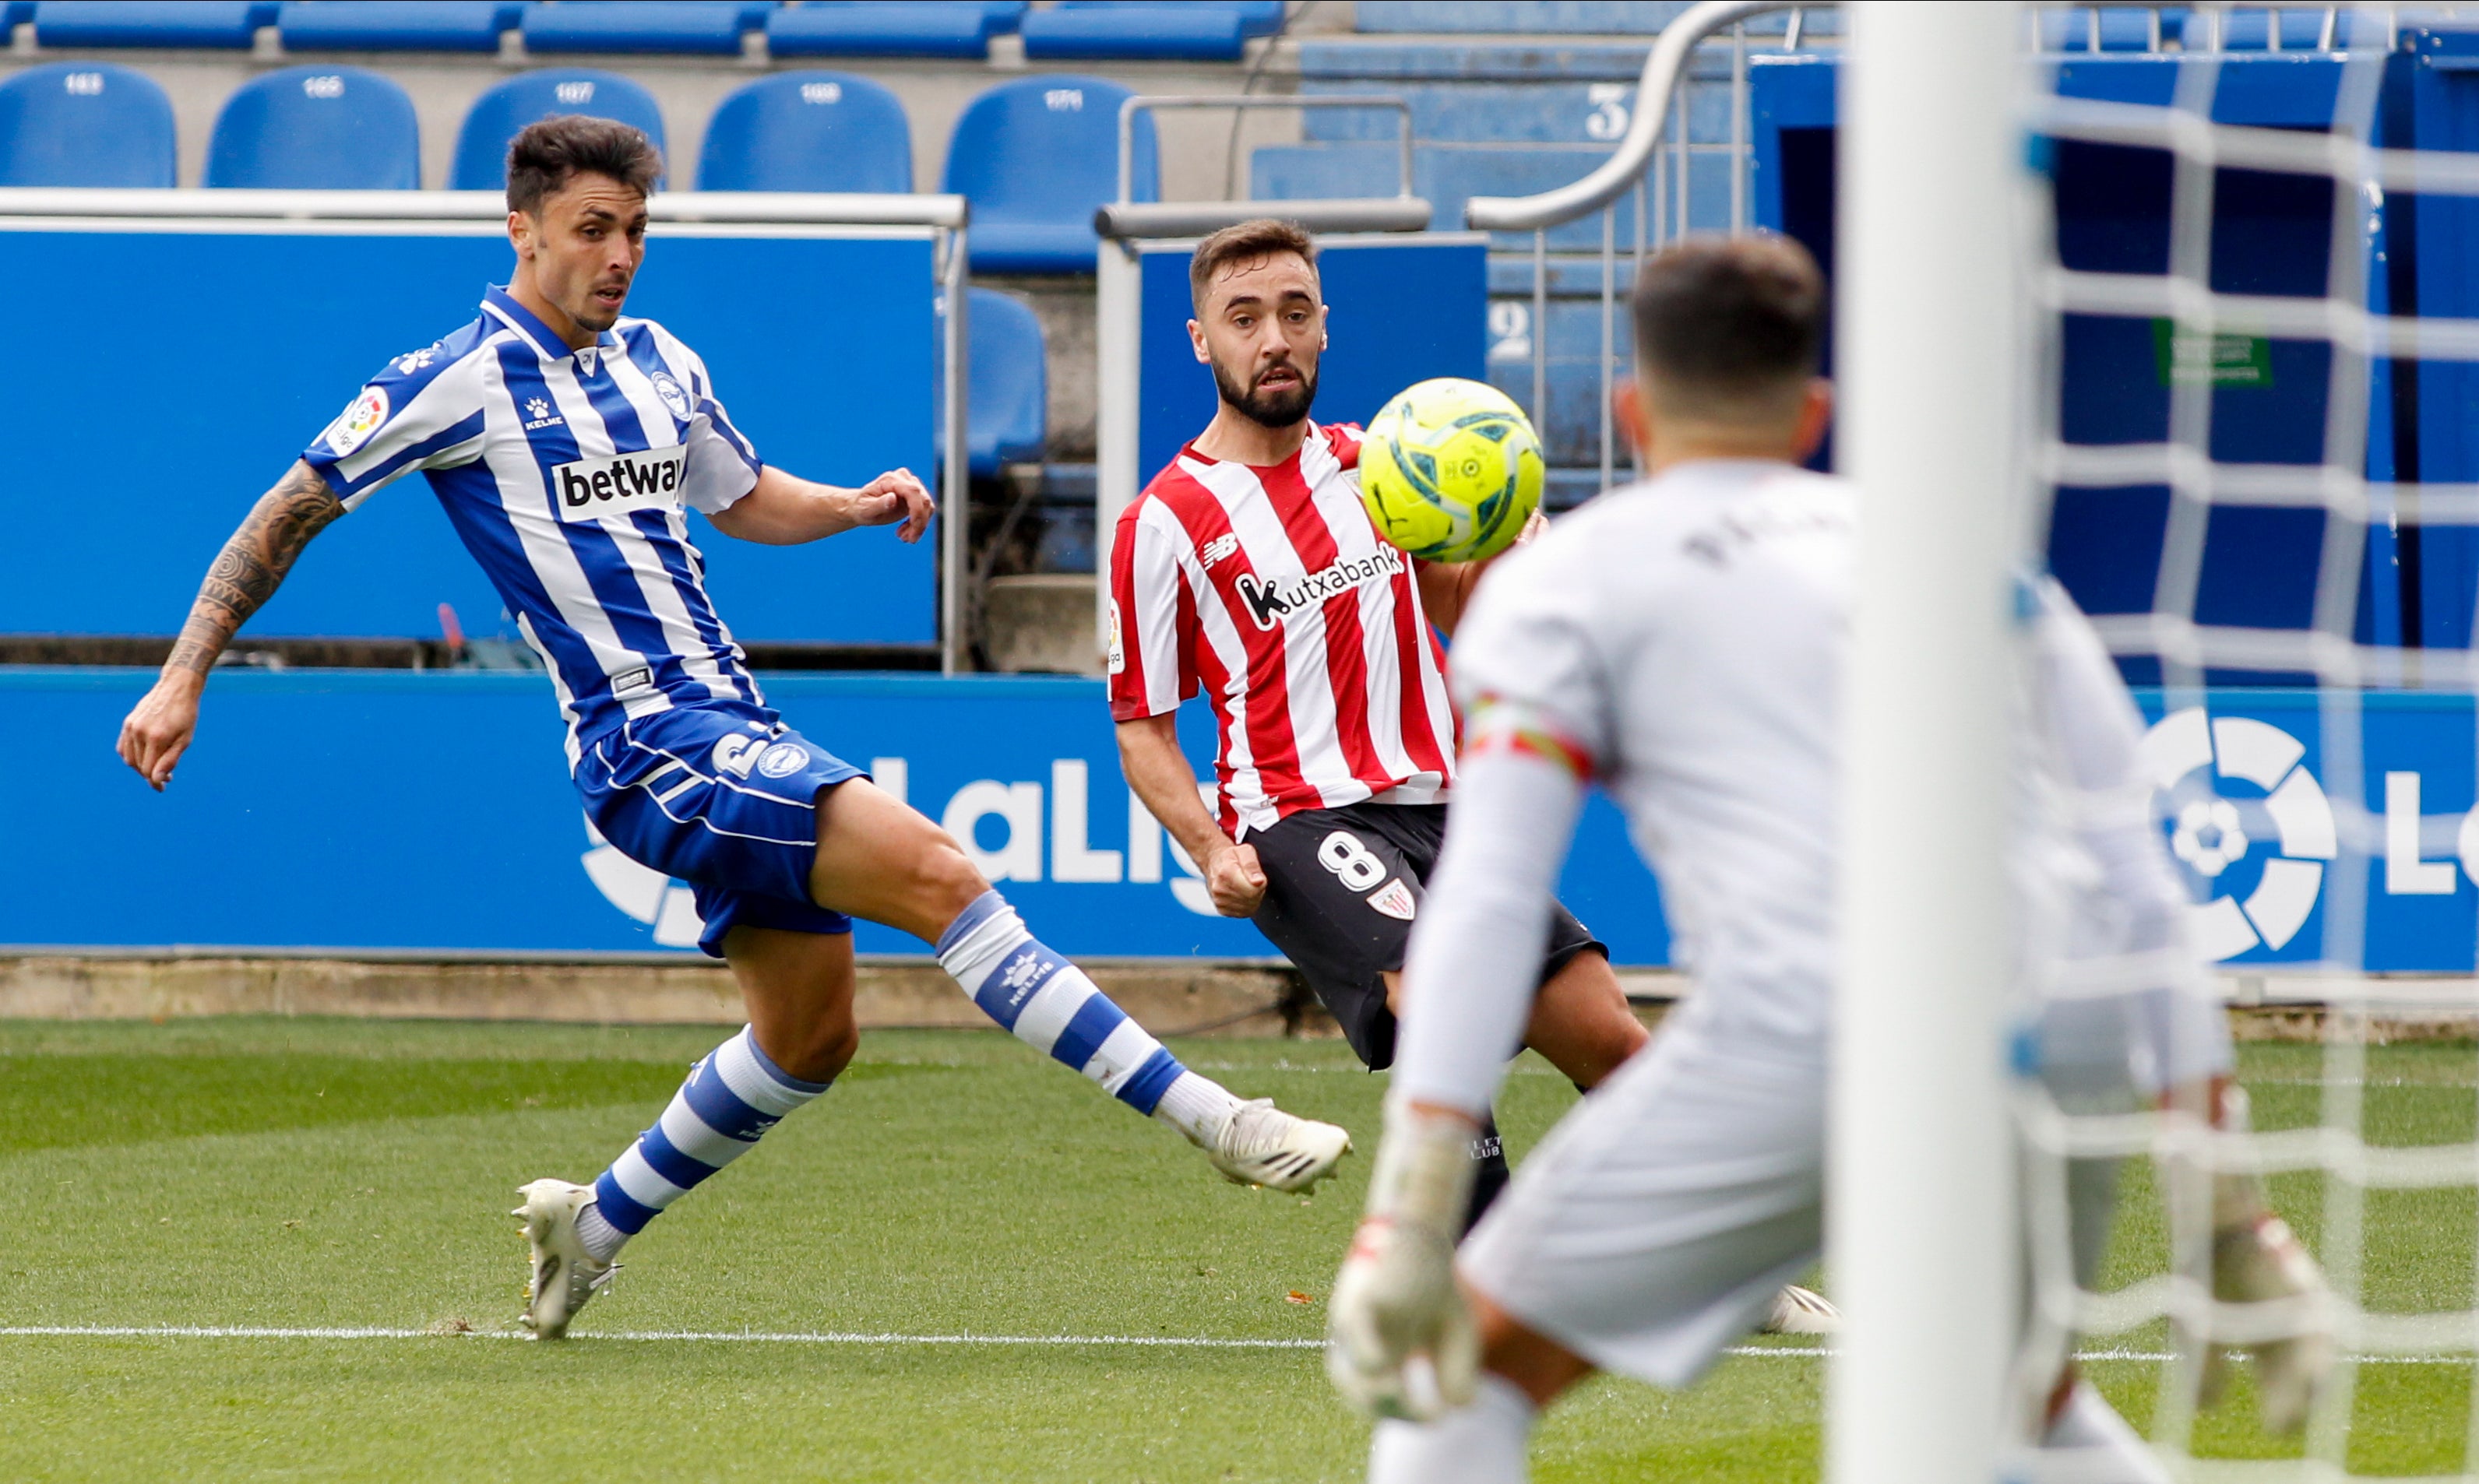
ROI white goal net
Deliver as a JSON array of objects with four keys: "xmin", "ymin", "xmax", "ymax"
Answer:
[{"xmin": 2003, "ymin": 5, "xmax": 2479, "ymax": 1480}]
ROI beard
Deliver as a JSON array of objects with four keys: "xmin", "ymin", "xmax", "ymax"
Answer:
[{"xmin": 1212, "ymin": 357, "xmax": 1318, "ymax": 429}]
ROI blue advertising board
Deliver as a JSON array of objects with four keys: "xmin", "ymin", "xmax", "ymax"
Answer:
[
  {"xmin": 0, "ymin": 668, "xmax": 1665, "ymax": 963},
  {"xmin": 2132, "ymin": 688, "xmax": 2479, "ymax": 972},
  {"xmin": 0, "ymin": 225, "xmax": 937, "ymax": 645}
]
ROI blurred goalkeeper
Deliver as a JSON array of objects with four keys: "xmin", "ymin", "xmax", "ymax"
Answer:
[{"xmin": 1322, "ymin": 234, "xmax": 2334, "ymax": 1482}]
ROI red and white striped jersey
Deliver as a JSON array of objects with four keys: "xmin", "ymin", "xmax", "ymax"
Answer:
[{"xmin": 1108, "ymin": 421, "xmax": 1460, "ymax": 838}]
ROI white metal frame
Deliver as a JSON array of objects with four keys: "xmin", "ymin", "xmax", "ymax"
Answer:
[
  {"xmin": 1832, "ymin": 5, "xmax": 2023, "ymax": 1482},
  {"xmin": 0, "ymin": 186, "xmax": 975, "ymax": 673}
]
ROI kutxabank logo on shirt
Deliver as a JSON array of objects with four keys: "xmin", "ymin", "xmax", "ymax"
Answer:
[{"xmin": 1232, "ymin": 546, "xmax": 1405, "ymax": 630}]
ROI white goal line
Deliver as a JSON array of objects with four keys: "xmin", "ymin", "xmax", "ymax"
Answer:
[{"xmin": 0, "ymin": 1326, "xmax": 2471, "ymax": 1366}]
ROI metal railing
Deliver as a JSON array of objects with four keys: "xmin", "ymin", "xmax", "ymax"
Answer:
[
  {"xmin": 1100, "ymin": 93, "xmax": 1431, "ymax": 239},
  {"xmin": 1469, "ymin": 2, "xmax": 2396, "ymax": 503},
  {"xmin": 1467, "ymin": 0, "xmax": 1800, "ymax": 500}
]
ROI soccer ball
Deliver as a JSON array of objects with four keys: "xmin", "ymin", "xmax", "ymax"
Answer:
[{"xmin": 1357, "ymin": 378, "xmax": 1545, "ymax": 563}]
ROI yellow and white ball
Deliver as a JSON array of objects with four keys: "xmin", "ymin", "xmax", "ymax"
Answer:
[{"xmin": 1357, "ymin": 377, "xmax": 1545, "ymax": 564}]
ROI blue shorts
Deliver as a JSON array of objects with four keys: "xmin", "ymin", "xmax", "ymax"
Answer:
[{"xmin": 576, "ymin": 706, "xmax": 868, "ymax": 958}]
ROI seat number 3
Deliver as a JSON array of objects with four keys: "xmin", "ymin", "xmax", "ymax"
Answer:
[{"xmin": 1317, "ymin": 832, "xmax": 1387, "ymax": 892}]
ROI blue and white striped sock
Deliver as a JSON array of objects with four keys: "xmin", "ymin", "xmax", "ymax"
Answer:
[
  {"xmin": 935, "ymin": 890, "xmax": 1238, "ymax": 1142},
  {"xmin": 583, "ymin": 1025, "xmax": 831, "ymax": 1257}
]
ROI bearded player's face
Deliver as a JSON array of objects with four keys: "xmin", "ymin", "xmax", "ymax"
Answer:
[
  {"xmin": 514, "ymin": 172, "xmax": 649, "ymax": 337},
  {"xmin": 1191, "ymin": 251, "xmax": 1327, "ymax": 429}
]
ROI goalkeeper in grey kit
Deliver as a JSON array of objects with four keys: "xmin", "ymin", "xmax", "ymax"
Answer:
[{"xmin": 1323, "ymin": 234, "xmax": 2333, "ymax": 1482}]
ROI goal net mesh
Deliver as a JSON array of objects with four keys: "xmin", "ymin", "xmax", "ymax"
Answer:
[{"xmin": 2016, "ymin": 9, "xmax": 2479, "ymax": 1475}]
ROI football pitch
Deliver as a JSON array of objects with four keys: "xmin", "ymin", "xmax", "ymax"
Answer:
[{"xmin": 0, "ymin": 1019, "xmax": 2469, "ymax": 1482}]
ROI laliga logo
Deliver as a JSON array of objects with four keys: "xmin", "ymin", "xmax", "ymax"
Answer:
[
  {"xmin": 580, "ymin": 814, "xmax": 704, "ymax": 948},
  {"xmin": 2139, "ymin": 708, "xmax": 2337, "ymax": 961}
]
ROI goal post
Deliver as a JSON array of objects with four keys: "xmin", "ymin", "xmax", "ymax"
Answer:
[{"xmin": 1830, "ymin": 5, "xmax": 2027, "ymax": 1482}]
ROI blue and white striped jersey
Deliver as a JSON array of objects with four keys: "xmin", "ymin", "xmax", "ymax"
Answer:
[{"xmin": 303, "ymin": 286, "xmax": 768, "ymax": 763}]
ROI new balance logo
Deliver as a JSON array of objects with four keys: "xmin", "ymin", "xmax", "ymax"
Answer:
[
  {"xmin": 553, "ymin": 446, "xmax": 688, "ymax": 523},
  {"xmin": 1199, "ymin": 533, "xmax": 1240, "ymax": 568},
  {"xmin": 1233, "ymin": 547, "xmax": 1405, "ymax": 630}
]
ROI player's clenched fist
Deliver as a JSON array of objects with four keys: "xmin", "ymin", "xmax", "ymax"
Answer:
[
  {"xmin": 117, "ymin": 673, "xmax": 205, "ymax": 791},
  {"xmin": 845, "ymin": 467, "xmax": 935, "ymax": 544},
  {"xmin": 1326, "ymin": 1105, "xmax": 1481, "ymax": 1420},
  {"xmin": 1200, "ymin": 838, "xmax": 1268, "ymax": 917}
]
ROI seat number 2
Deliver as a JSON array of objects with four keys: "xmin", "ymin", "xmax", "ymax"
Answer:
[{"xmin": 1317, "ymin": 832, "xmax": 1387, "ymax": 891}]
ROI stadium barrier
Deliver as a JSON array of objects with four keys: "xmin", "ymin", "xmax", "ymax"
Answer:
[
  {"xmin": 0, "ymin": 186, "xmax": 970, "ymax": 666},
  {"xmin": 0, "ymin": 667, "xmax": 1669, "ymax": 962}
]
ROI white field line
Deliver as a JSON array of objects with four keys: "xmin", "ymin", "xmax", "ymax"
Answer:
[{"xmin": 1, "ymin": 1326, "xmax": 2470, "ymax": 1366}]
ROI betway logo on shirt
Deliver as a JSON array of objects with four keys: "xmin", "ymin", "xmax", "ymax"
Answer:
[
  {"xmin": 1232, "ymin": 545, "xmax": 1405, "ymax": 630},
  {"xmin": 553, "ymin": 445, "xmax": 688, "ymax": 522}
]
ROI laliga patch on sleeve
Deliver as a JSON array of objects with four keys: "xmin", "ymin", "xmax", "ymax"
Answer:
[
  {"xmin": 1365, "ymin": 877, "xmax": 1417, "ymax": 922},
  {"xmin": 322, "ymin": 387, "xmax": 389, "ymax": 457},
  {"xmin": 1107, "ymin": 600, "xmax": 1125, "ymax": 675}
]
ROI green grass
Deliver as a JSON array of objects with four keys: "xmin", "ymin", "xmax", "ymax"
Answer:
[
  {"xmin": 6, "ymin": 1021, "xmax": 2473, "ymax": 1480},
  {"xmin": 0, "ymin": 1018, "xmax": 1814, "ymax": 1482}
]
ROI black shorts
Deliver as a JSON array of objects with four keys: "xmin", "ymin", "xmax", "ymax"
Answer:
[{"xmin": 1246, "ymin": 800, "xmax": 1604, "ymax": 1070}]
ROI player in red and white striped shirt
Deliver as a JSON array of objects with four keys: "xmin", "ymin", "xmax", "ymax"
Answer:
[{"xmin": 1110, "ymin": 220, "xmax": 1659, "ymax": 1232}]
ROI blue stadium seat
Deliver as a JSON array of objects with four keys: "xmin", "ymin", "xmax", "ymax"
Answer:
[
  {"xmin": 942, "ymin": 76, "xmax": 1156, "ymax": 274},
  {"xmin": 206, "ymin": 65, "xmax": 418, "ymax": 189},
  {"xmin": 33, "ymin": 1, "xmax": 273, "ymax": 48},
  {"xmin": 520, "ymin": 2, "xmax": 753, "ymax": 56},
  {"xmin": 697, "ymin": 72, "xmax": 910, "ymax": 192},
  {"xmin": 277, "ymin": 2, "xmax": 519, "ymax": 52},
  {"xmin": 1055, "ymin": 1, "xmax": 1285, "ymax": 37},
  {"xmin": 765, "ymin": 3, "xmax": 995, "ymax": 59},
  {"xmin": 2, "ymin": 2, "xmax": 31, "ymax": 26},
  {"xmin": 0, "ymin": 62, "xmax": 174, "ymax": 186},
  {"xmin": 450, "ymin": 69, "xmax": 667, "ymax": 190},
  {"xmin": 1020, "ymin": 4, "xmax": 1246, "ymax": 62},
  {"xmin": 935, "ymin": 287, "xmax": 1048, "ymax": 476}
]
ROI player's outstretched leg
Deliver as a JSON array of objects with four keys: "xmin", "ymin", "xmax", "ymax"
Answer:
[
  {"xmin": 935, "ymin": 888, "xmax": 1350, "ymax": 1191},
  {"xmin": 519, "ymin": 1020, "xmax": 835, "ymax": 1338},
  {"xmin": 810, "ymin": 779, "xmax": 1350, "ymax": 1192}
]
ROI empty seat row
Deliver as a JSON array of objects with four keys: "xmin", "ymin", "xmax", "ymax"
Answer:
[
  {"xmin": 11, "ymin": 2, "xmax": 1287, "ymax": 62},
  {"xmin": 0, "ymin": 62, "xmax": 1159, "ymax": 273}
]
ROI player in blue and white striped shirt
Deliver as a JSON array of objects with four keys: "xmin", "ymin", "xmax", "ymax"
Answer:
[{"xmin": 114, "ymin": 116, "xmax": 1350, "ymax": 1339}]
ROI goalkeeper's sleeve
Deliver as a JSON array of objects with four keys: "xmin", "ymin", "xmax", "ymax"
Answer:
[{"xmin": 1389, "ymin": 740, "xmax": 1589, "ymax": 1120}]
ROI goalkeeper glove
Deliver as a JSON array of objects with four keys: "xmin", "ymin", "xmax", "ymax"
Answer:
[
  {"xmin": 2184, "ymin": 1087, "xmax": 2335, "ymax": 1434},
  {"xmin": 1326, "ymin": 1103, "xmax": 1481, "ymax": 1421}
]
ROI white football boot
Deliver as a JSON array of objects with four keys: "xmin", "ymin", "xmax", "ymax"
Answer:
[
  {"xmin": 1206, "ymin": 1099, "xmax": 1353, "ymax": 1193},
  {"xmin": 513, "ymin": 1178, "xmax": 619, "ymax": 1340},
  {"xmin": 1759, "ymin": 1284, "xmax": 1841, "ymax": 1336}
]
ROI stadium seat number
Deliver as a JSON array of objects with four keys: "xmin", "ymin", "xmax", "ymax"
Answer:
[
  {"xmin": 1586, "ymin": 84, "xmax": 1631, "ymax": 142},
  {"xmin": 555, "ymin": 81, "xmax": 596, "ymax": 105},
  {"xmin": 800, "ymin": 82, "xmax": 843, "ymax": 105},
  {"xmin": 1044, "ymin": 90, "xmax": 1084, "ymax": 112},
  {"xmin": 63, "ymin": 72, "xmax": 103, "ymax": 96},
  {"xmin": 302, "ymin": 75, "xmax": 346, "ymax": 100}
]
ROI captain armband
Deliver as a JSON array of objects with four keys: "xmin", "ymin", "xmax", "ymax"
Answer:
[{"xmin": 1460, "ymin": 694, "xmax": 1595, "ymax": 780}]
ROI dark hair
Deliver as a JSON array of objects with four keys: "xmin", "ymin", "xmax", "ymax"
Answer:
[
  {"xmin": 505, "ymin": 114, "xmax": 664, "ymax": 215},
  {"xmin": 1630, "ymin": 234, "xmax": 1826, "ymax": 420},
  {"xmin": 1189, "ymin": 217, "xmax": 1318, "ymax": 311}
]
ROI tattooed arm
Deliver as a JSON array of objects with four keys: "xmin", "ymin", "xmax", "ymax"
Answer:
[{"xmin": 116, "ymin": 461, "xmax": 345, "ymax": 789}]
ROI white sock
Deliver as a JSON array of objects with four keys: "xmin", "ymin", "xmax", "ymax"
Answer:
[
  {"xmin": 576, "ymin": 1201, "xmax": 627, "ymax": 1263},
  {"xmin": 1369, "ymin": 1373, "xmax": 1536, "ymax": 1484},
  {"xmin": 2030, "ymin": 1382, "xmax": 2171, "ymax": 1484},
  {"xmin": 1150, "ymin": 1070, "xmax": 1244, "ymax": 1146}
]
